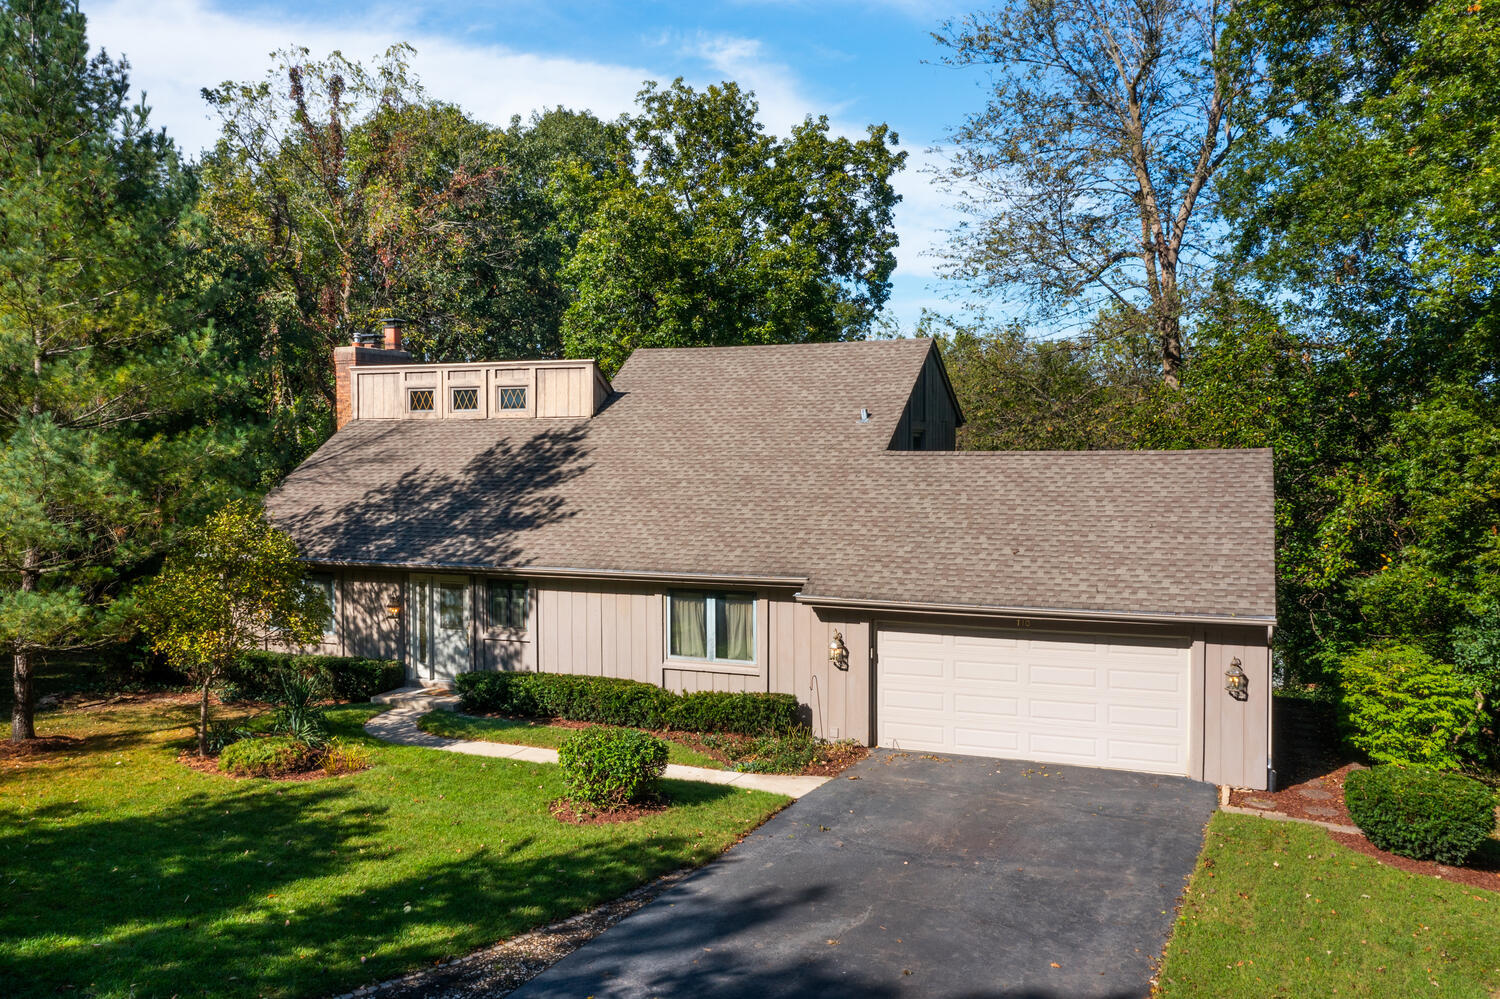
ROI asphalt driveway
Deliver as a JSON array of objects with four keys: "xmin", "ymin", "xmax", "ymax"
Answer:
[{"xmin": 511, "ymin": 750, "xmax": 1218, "ymax": 999}]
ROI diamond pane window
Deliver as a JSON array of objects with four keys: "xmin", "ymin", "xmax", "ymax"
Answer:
[
  {"xmin": 409, "ymin": 388, "xmax": 434, "ymax": 412},
  {"xmin": 498, "ymin": 386, "xmax": 527, "ymax": 410},
  {"xmin": 451, "ymin": 387, "xmax": 479, "ymax": 411}
]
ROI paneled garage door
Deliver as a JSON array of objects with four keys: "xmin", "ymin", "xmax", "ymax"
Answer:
[{"xmin": 876, "ymin": 624, "xmax": 1193, "ymax": 776}]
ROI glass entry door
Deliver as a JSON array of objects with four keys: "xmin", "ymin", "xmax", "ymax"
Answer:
[{"xmin": 407, "ymin": 574, "xmax": 472, "ymax": 684}]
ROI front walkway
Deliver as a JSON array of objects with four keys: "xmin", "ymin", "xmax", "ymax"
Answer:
[{"xmin": 363, "ymin": 689, "xmax": 829, "ymax": 798}]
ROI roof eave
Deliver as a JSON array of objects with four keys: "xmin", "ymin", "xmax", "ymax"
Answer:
[{"xmin": 793, "ymin": 591, "xmax": 1277, "ymax": 629}]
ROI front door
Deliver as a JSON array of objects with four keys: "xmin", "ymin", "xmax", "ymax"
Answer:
[{"xmin": 408, "ymin": 574, "xmax": 472, "ymax": 685}]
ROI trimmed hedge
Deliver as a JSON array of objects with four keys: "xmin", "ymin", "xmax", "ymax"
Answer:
[
  {"xmin": 557, "ymin": 727, "xmax": 669, "ymax": 807},
  {"xmin": 219, "ymin": 736, "xmax": 319, "ymax": 777},
  {"xmin": 1344, "ymin": 765, "xmax": 1497, "ymax": 864},
  {"xmin": 223, "ymin": 652, "xmax": 404, "ymax": 703},
  {"xmin": 453, "ymin": 671, "xmax": 798, "ymax": 735}
]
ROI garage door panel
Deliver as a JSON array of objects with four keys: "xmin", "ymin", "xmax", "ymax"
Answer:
[
  {"xmin": 953, "ymin": 658, "xmax": 1020, "ymax": 683},
  {"xmin": 952, "ymin": 693, "xmax": 1019, "ymax": 717},
  {"xmin": 1029, "ymin": 663, "xmax": 1100, "ymax": 689},
  {"xmin": 877, "ymin": 625, "xmax": 1191, "ymax": 777}
]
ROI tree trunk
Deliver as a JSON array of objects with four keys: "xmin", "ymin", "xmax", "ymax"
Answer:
[
  {"xmin": 199, "ymin": 680, "xmax": 211, "ymax": 756},
  {"xmin": 12, "ymin": 649, "xmax": 35, "ymax": 742},
  {"xmin": 1157, "ymin": 309, "xmax": 1183, "ymax": 390},
  {"xmin": 11, "ymin": 549, "xmax": 39, "ymax": 742}
]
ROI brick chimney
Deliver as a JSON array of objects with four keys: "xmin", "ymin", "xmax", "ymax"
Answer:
[{"xmin": 333, "ymin": 322, "xmax": 412, "ymax": 430}]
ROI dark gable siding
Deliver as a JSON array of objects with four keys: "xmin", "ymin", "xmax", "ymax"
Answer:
[{"xmin": 890, "ymin": 344, "xmax": 961, "ymax": 451}]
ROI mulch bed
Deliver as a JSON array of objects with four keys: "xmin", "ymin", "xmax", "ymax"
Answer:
[
  {"xmin": 176, "ymin": 749, "xmax": 366, "ymax": 782},
  {"xmin": 548, "ymin": 797, "xmax": 669, "ymax": 825},
  {"xmin": 0, "ymin": 735, "xmax": 82, "ymax": 760},
  {"xmin": 1229, "ymin": 696, "xmax": 1500, "ymax": 892}
]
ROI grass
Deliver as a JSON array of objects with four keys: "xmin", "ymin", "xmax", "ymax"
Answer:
[
  {"xmin": 1156, "ymin": 812, "xmax": 1500, "ymax": 998},
  {"xmin": 416, "ymin": 710, "xmax": 728, "ymax": 770},
  {"xmin": 0, "ymin": 697, "xmax": 787, "ymax": 999}
]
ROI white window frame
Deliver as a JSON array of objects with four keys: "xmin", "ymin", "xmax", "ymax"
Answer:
[
  {"xmin": 450, "ymin": 386, "xmax": 480, "ymax": 412},
  {"xmin": 497, "ymin": 385, "xmax": 527, "ymax": 411},
  {"xmin": 666, "ymin": 590, "xmax": 757, "ymax": 665}
]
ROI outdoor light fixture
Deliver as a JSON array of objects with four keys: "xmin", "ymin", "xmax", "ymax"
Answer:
[
  {"xmin": 385, "ymin": 598, "xmax": 402, "ymax": 619},
  {"xmin": 1225, "ymin": 657, "xmax": 1249, "ymax": 701},
  {"xmin": 828, "ymin": 631, "xmax": 850, "ymax": 671}
]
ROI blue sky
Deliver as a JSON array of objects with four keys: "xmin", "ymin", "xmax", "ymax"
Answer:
[{"xmin": 85, "ymin": 0, "xmax": 995, "ymax": 331}]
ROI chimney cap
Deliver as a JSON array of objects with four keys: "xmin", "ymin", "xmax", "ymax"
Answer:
[{"xmin": 380, "ymin": 316, "xmax": 406, "ymax": 328}]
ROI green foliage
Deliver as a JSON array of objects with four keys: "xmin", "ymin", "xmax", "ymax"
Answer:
[
  {"xmin": 0, "ymin": 0, "xmax": 240, "ymax": 740},
  {"xmin": 1344, "ymin": 765, "xmax": 1497, "ymax": 865},
  {"xmin": 1453, "ymin": 609, "xmax": 1500, "ymax": 766},
  {"xmin": 556, "ymin": 727, "xmax": 669, "ymax": 808},
  {"xmin": 139, "ymin": 502, "xmax": 328, "ymax": 752},
  {"xmin": 218, "ymin": 735, "xmax": 318, "ymax": 778},
  {"xmin": 453, "ymin": 671, "xmax": 799, "ymax": 735},
  {"xmin": 699, "ymin": 727, "xmax": 831, "ymax": 774},
  {"xmin": 670, "ymin": 690, "xmax": 800, "ymax": 736},
  {"xmin": 1338, "ymin": 644, "xmax": 1481, "ymax": 769},
  {"xmin": 224, "ymin": 651, "xmax": 404, "ymax": 703},
  {"xmin": 559, "ymin": 79, "xmax": 904, "ymax": 374},
  {"xmin": 268, "ymin": 669, "xmax": 329, "ymax": 747}
]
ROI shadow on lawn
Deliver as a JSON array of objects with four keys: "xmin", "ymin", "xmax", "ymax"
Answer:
[{"xmin": 0, "ymin": 768, "xmax": 750, "ymax": 999}]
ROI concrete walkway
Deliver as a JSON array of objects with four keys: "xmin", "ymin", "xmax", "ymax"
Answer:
[{"xmin": 363, "ymin": 688, "xmax": 829, "ymax": 798}]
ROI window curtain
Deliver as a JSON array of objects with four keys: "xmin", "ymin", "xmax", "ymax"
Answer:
[
  {"xmin": 717, "ymin": 594, "xmax": 755, "ymax": 662},
  {"xmin": 670, "ymin": 592, "xmax": 707, "ymax": 658}
]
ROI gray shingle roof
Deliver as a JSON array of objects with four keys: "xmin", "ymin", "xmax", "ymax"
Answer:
[{"xmin": 266, "ymin": 338, "xmax": 1276, "ymax": 622}]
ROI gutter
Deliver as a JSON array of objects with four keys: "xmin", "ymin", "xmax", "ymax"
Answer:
[{"xmin": 793, "ymin": 591, "xmax": 1278, "ymax": 629}]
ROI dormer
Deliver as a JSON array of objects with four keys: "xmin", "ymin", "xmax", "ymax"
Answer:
[
  {"xmin": 887, "ymin": 339, "xmax": 963, "ymax": 450},
  {"xmin": 332, "ymin": 320, "xmax": 611, "ymax": 428}
]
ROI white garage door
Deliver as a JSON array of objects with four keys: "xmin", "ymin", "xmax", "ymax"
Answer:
[{"xmin": 876, "ymin": 624, "xmax": 1193, "ymax": 776}]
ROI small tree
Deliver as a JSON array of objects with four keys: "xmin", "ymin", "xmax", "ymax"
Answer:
[{"xmin": 140, "ymin": 502, "xmax": 328, "ymax": 754}]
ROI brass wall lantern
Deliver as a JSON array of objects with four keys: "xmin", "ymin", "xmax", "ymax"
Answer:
[
  {"xmin": 828, "ymin": 631, "xmax": 850, "ymax": 671},
  {"xmin": 385, "ymin": 597, "xmax": 403, "ymax": 619},
  {"xmin": 1225, "ymin": 657, "xmax": 1249, "ymax": 701}
]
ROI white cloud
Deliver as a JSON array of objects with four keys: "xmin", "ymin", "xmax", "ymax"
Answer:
[{"xmin": 85, "ymin": 0, "xmax": 961, "ymax": 311}]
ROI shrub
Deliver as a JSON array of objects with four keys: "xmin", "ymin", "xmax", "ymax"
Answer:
[
  {"xmin": 453, "ymin": 671, "xmax": 797, "ymax": 735},
  {"xmin": 1338, "ymin": 644, "xmax": 1481, "ymax": 768},
  {"xmin": 223, "ymin": 652, "xmax": 404, "ymax": 703},
  {"xmin": 321, "ymin": 738, "xmax": 373, "ymax": 776},
  {"xmin": 669, "ymin": 691, "xmax": 798, "ymax": 735},
  {"xmin": 269, "ymin": 669, "xmax": 329, "ymax": 747},
  {"xmin": 1345, "ymin": 765, "xmax": 1497, "ymax": 864},
  {"xmin": 557, "ymin": 727, "xmax": 669, "ymax": 808},
  {"xmin": 219, "ymin": 736, "xmax": 318, "ymax": 777}
]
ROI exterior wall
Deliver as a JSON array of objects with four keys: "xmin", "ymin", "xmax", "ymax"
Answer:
[
  {"xmin": 349, "ymin": 359, "xmax": 607, "ymax": 423},
  {"xmin": 890, "ymin": 345, "xmax": 961, "ymax": 451},
  {"xmin": 264, "ymin": 568, "xmax": 405, "ymax": 662},
  {"xmin": 1196, "ymin": 624, "xmax": 1274, "ymax": 790}
]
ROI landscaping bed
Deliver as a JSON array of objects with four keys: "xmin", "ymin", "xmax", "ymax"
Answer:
[
  {"xmin": 1, "ymin": 694, "xmax": 787, "ymax": 999},
  {"xmin": 418, "ymin": 710, "xmax": 867, "ymax": 776}
]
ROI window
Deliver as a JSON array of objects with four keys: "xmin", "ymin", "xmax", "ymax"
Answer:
[
  {"xmin": 487, "ymin": 579, "xmax": 528, "ymax": 630},
  {"xmin": 668, "ymin": 590, "xmax": 755, "ymax": 663},
  {"xmin": 438, "ymin": 583, "xmax": 465, "ymax": 630},
  {"xmin": 409, "ymin": 388, "xmax": 434, "ymax": 412},
  {"xmin": 498, "ymin": 386, "xmax": 527, "ymax": 410},
  {"xmin": 451, "ymin": 387, "xmax": 479, "ymax": 411},
  {"xmin": 308, "ymin": 573, "xmax": 336, "ymax": 638}
]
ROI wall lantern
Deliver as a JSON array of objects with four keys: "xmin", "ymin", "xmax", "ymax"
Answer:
[
  {"xmin": 828, "ymin": 631, "xmax": 850, "ymax": 671},
  {"xmin": 385, "ymin": 597, "xmax": 403, "ymax": 619},
  {"xmin": 1225, "ymin": 657, "xmax": 1249, "ymax": 701}
]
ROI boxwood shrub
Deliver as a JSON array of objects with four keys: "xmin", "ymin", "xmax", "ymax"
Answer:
[
  {"xmin": 223, "ymin": 652, "xmax": 404, "ymax": 703},
  {"xmin": 219, "ymin": 736, "xmax": 319, "ymax": 778},
  {"xmin": 1344, "ymin": 765, "xmax": 1497, "ymax": 864},
  {"xmin": 453, "ymin": 671, "xmax": 798, "ymax": 735},
  {"xmin": 557, "ymin": 727, "xmax": 669, "ymax": 808}
]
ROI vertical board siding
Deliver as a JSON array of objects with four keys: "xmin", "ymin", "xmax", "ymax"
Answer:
[
  {"xmin": 1200, "ymin": 625, "xmax": 1272, "ymax": 790},
  {"xmin": 890, "ymin": 346, "xmax": 960, "ymax": 451}
]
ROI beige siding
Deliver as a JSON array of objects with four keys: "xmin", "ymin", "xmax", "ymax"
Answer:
[
  {"xmin": 349, "ymin": 360, "xmax": 605, "ymax": 422},
  {"xmin": 1198, "ymin": 625, "xmax": 1273, "ymax": 790}
]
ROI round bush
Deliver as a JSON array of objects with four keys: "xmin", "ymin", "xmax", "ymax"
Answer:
[
  {"xmin": 219, "ymin": 735, "xmax": 318, "ymax": 777},
  {"xmin": 1344, "ymin": 765, "xmax": 1497, "ymax": 864},
  {"xmin": 557, "ymin": 727, "xmax": 669, "ymax": 808}
]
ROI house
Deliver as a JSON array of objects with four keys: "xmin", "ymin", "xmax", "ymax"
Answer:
[{"xmin": 266, "ymin": 322, "xmax": 1278, "ymax": 789}]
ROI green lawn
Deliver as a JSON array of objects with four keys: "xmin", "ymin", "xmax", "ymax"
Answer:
[
  {"xmin": 1157, "ymin": 812, "xmax": 1500, "ymax": 998},
  {"xmin": 416, "ymin": 710, "xmax": 728, "ymax": 770},
  {"xmin": 0, "ymin": 698, "xmax": 786, "ymax": 999}
]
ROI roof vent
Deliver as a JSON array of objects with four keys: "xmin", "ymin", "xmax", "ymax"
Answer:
[{"xmin": 857, "ymin": 408, "xmax": 871, "ymax": 423}]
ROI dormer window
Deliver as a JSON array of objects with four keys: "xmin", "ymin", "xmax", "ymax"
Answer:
[
  {"xmin": 498, "ymin": 386, "xmax": 527, "ymax": 410},
  {"xmin": 451, "ymin": 387, "xmax": 478, "ymax": 411},
  {"xmin": 408, "ymin": 389, "xmax": 434, "ymax": 412}
]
